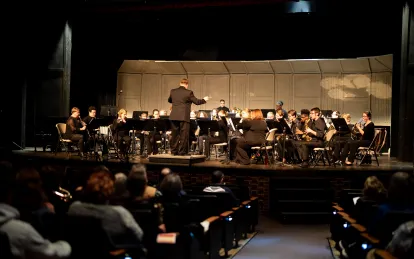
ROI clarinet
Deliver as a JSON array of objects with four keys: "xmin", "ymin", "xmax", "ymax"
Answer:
[{"xmin": 79, "ymin": 116, "xmax": 91, "ymax": 137}]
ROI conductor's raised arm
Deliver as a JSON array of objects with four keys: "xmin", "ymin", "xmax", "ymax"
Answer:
[{"xmin": 188, "ymin": 91, "xmax": 207, "ymax": 105}]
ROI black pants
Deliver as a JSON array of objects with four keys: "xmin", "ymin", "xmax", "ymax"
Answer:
[
  {"xmin": 170, "ymin": 120, "xmax": 190, "ymax": 155},
  {"xmin": 235, "ymin": 138, "xmax": 262, "ymax": 165},
  {"xmin": 147, "ymin": 133, "xmax": 162, "ymax": 155},
  {"xmin": 115, "ymin": 134, "xmax": 131, "ymax": 155},
  {"xmin": 67, "ymin": 134, "xmax": 84, "ymax": 153},
  {"xmin": 340, "ymin": 139, "xmax": 371, "ymax": 163},
  {"xmin": 285, "ymin": 139, "xmax": 299, "ymax": 161},
  {"xmin": 332, "ymin": 136, "xmax": 352, "ymax": 161},
  {"xmin": 294, "ymin": 140, "xmax": 323, "ymax": 161},
  {"xmin": 136, "ymin": 133, "xmax": 146, "ymax": 155},
  {"xmin": 198, "ymin": 135, "xmax": 225, "ymax": 157}
]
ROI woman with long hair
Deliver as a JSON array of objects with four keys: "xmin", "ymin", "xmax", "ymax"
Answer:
[{"xmin": 234, "ymin": 109, "xmax": 267, "ymax": 165}]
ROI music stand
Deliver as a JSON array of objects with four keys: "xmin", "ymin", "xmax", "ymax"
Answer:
[
  {"xmin": 262, "ymin": 109, "xmax": 276, "ymax": 117},
  {"xmin": 227, "ymin": 112, "xmax": 236, "ymax": 118},
  {"xmin": 144, "ymin": 119, "xmax": 172, "ymax": 155},
  {"xmin": 266, "ymin": 120, "xmax": 278, "ymax": 130},
  {"xmin": 86, "ymin": 118, "xmax": 108, "ymax": 161},
  {"xmin": 160, "ymin": 115, "xmax": 169, "ymax": 120},
  {"xmin": 275, "ymin": 119, "xmax": 293, "ymax": 135},
  {"xmin": 100, "ymin": 106, "xmax": 118, "ymax": 117},
  {"xmin": 321, "ymin": 110, "xmax": 333, "ymax": 118},
  {"xmin": 332, "ymin": 118, "xmax": 350, "ymax": 134},
  {"xmin": 199, "ymin": 109, "xmax": 211, "ymax": 115},
  {"xmin": 133, "ymin": 111, "xmax": 148, "ymax": 120},
  {"xmin": 197, "ymin": 119, "xmax": 220, "ymax": 160},
  {"xmin": 220, "ymin": 116, "xmax": 232, "ymax": 164},
  {"xmin": 273, "ymin": 120, "xmax": 293, "ymax": 167}
]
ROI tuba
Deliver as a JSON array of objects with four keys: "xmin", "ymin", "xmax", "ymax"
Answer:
[{"xmin": 302, "ymin": 119, "xmax": 313, "ymax": 141}]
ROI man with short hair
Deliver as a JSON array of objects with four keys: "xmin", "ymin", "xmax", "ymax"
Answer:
[
  {"xmin": 217, "ymin": 99, "xmax": 230, "ymax": 113},
  {"xmin": 65, "ymin": 107, "xmax": 86, "ymax": 157},
  {"xmin": 295, "ymin": 107, "xmax": 326, "ymax": 168},
  {"xmin": 275, "ymin": 100, "xmax": 288, "ymax": 120},
  {"xmin": 168, "ymin": 78, "xmax": 208, "ymax": 155},
  {"xmin": 203, "ymin": 170, "xmax": 238, "ymax": 206}
]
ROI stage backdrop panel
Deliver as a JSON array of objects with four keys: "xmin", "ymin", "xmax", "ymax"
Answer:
[{"xmin": 117, "ymin": 56, "xmax": 392, "ymax": 125}]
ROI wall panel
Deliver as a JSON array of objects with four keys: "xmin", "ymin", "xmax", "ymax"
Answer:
[
  {"xmin": 141, "ymin": 74, "xmax": 161, "ymax": 115},
  {"xmin": 204, "ymin": 75, "xmax": 230, "ymax": 110},
  {"xmin": 247, "ymin": 74, "xmax": 274, "ymax": 109},
  {"xmin": 230, "ymin": 74, "xmax": 247, "ymax": 110},
  {"xmin": 276, "ymin": 74, "xmax": 294, "ymax": 109},
  {"xmin": 117, "ymin": 71, "xmax": 392, "ymax": 125}
]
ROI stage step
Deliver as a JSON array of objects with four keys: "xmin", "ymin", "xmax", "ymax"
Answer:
[
  {"xmin": 270, "ymin": 177, "xmax": 334, "ymax": 222},
  {"xmin": 279, "ymin": 211, "xmax": 332, "ymax": 223},
  {"xmin": 272, "ymin": 188, "xmax": 334, "ymax": 200}
]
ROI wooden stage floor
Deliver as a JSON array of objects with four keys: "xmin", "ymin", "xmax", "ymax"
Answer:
[{"xmin": 11, "ymin": 148, "xmax": 413, "ymax": 176}]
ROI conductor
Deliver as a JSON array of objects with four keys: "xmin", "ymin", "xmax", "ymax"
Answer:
[{"xmin": 168, "ymin": 78, "xmax": 209, "ymax": 155}]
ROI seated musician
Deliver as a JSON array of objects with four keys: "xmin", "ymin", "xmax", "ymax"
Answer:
[
  {"xmin": 234, "ymin": 109, "xmax": 267, "ymax": 165},
  {"xmin": 284, "ymin": 109, "xmax": 299, "ymax": 163},
  {"xmin": 112, "ymin": 109, "xmax": 131, "ymax": 158},
  {"xmin": 190, "ymin": 110, "xmax": 197, "ymax": 120},
  {"xmin": 159, "ymin": 110, "xmax": 168, "ymax": 116},
  {"xmin": 266, "ymin": 112, "xmax": 275, "ymax": 120},
  {"xmin": 136, "ymin": 112, "xmax": 148, "ymax": 157},
  {"xmin": 331, "ymin": 112, "xmax": 353, "ymax": 163},
  {"xmin": 82, "ymin": 106, "xmax": 97, "ymax": 152},
  {"xmin": 342, "ymin": 113, "xmax": 353, "ymax": 129},
  {"xmin": 211, "ymin": 109, "xmax": 218, "ymax": 120},
  {"xmin": 217, "ymin": 99, "xmax": 230, "ymax": 113},
  {"xmin": 294, "ymin": 107, "xmax": 326, "ymax": 168},
  {"xmin": 198, "ymin": 110, "xmax": 228, "ymax": 157},
  {"xmin": 64, "ymin": 107, "xmax": 86, "ymax": 157},
  {"xmin": 196, "ymin": 111, "xmax": 208, "ymax": 118},
  {"xmin": 275, "ymin": 109, "xmax": 285, "ymax": 121},
  {"xmin": 339, "ymin": 111, "xmax": 375, "ymax": 165},
  {"xmin": 146, "ymin": 109, "xmax": 162, "ymax": 155}
]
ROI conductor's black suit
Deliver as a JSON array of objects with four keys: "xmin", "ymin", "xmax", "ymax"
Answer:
[{"xmin": 168, "ymin": 86, "xmax": 206, "ymax": 155}]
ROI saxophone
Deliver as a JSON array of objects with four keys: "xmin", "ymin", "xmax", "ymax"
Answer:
[{"xmin": 302, "ymin": 119, "xmax": 313, "ymax": 141}]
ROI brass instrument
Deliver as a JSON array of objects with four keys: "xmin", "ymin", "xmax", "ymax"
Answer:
[
  {"xmin": 351, "ymin": 118, "xmax": 364, "ymax": 140},
  {"xmin": 54, "ymin": 187, "xmax": 72, "ymax": 202},
  {"xmin": 302, "ymin": 119, "xmax": 313, "ymax": 141}
]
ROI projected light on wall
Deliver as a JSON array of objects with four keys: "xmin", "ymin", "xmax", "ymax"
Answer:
[
  {"xmin": 320, "ymin": 74, "xmax": 392, "ymax": 100},
  {"xmin": 285, "ymin": 1, "xmax": 315, "ymax": 13}
]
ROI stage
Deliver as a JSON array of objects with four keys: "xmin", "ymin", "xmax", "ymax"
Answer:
[
  {"xmin": 10, "ymin": 148, "xmax": 413, "ymax": 175},
  {"xmin": 9, "ymin": 149, "xmax": 413, "ymax": 221}
]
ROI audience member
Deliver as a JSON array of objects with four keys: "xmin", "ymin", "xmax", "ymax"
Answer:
[
  {"xmin": 68, "ymin": 169, "xmax": 143, "ymax": 245},
  {"xmin": 369, "ymin": 172, "xmax": 414, "ymax": 232},
  {"xmin": 203, "ymin": 170, "xmax": 238, "ymax": 206},
  {"xmin": 386, "ymin": 220, "xmax": 414, "ymax": 259},
  {"xmin": 127, "ymin": 164, "xmax": 161, "ymax": 201},
  {"xmin": 0, "ymin": 162, "xmax": 71, "ymax": 258}
]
